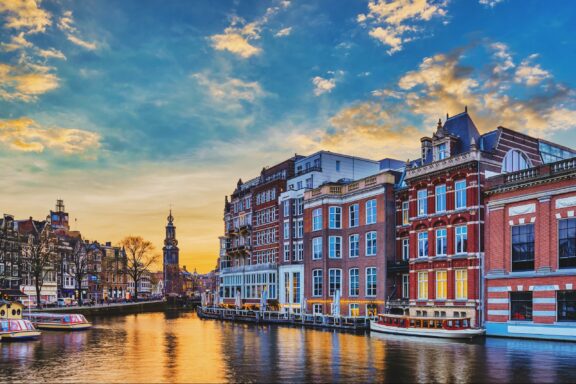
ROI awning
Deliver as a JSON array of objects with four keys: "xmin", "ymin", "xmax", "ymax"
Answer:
[{"xmin": 0, "ymin": 289, "xmax": 27, "ymax": 298}]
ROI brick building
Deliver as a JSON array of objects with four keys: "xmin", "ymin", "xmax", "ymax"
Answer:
[
  {"xmin": 303, "ymin": 171, "xmax": 397, "ymax": 316},
  {"xmin": 485, "ymin": 157, "xmax": 576, "ymax": 340}
]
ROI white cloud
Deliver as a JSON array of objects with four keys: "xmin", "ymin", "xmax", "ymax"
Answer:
[
  {"xmin": 479, "ymin": 0, "xmax": 505, "ymax": 7},
  {"xmin": 192, "ymin": 73, "xmax": 265, "ymax": 104},
  {"xmin": 312, "ymin": 76, "xmax": 336, "ymax": 96},
  {"xmin": 358, "ymin": 0, "xmax": 448, "ymax": 55},
  {"xmin": 275, "ymin": 27, "xmax": 292, "ymax": 37},
  {"xmin": 0, "ymin": 117, "xmax": 100, "ymax": 155},
  {"xmin": 57, "ymin": 10, "xmax": 98, "ymax": 50},
  {"xmin": 0, "ymin": 0, "xmax": 51, "ymax": 34},
  {"xmin": 0, "ymin": 60, "xmax": 60, "ymax": 102},
  {"xmin": 515, "ymin": 54, "xmax": 551, "ymax": 86}
]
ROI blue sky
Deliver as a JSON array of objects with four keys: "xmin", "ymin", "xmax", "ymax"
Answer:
[{"xmin": 1, "ymin": 0, "xmax": 575, "ymax": 271}]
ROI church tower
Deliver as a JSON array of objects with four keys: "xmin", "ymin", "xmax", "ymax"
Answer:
[{"xmin": 163, "ymin": 210, "xmax": 180, "ymax": 295}]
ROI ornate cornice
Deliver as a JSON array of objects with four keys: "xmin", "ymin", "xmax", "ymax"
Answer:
[{"xmin": 406, "ymin": 150, "xmax": 481, "ymax": 180}]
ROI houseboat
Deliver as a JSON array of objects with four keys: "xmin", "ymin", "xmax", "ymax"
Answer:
[
  {"xmin": 24, "ymin": 313, "xmax": 92, "ymax": 330},
  {"xmin": 0, "ymin": 301, "xmax": 41, "ymax": 341},
  {"xmin": 370, "ymin": 314, "xmax": 484, "ymax": 339}
]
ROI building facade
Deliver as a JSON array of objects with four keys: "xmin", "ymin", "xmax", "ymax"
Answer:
[
  {"xmin": 303, "ymin": 171, "xmax": 397, "ymax": 316},
  {"xmin": 485, "ymin": 157, "xmax": 576, "ymax": 340}
]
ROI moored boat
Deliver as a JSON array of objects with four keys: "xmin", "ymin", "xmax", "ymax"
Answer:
[
  {"xmin": 0, "ymin": 300, "xmax": 41, "ymax": 341},
  {"xmin": 370, "ymin": 314, "xmax": 484, "ymax": 339},
  {"xmin": 23, "ymin": 313, "xmax": 92, "ymax": 331}
]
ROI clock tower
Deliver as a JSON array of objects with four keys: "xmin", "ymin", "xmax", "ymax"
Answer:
[{"xmin": 163, "ymin": 210, "xmax": 180, "ymax": 295}]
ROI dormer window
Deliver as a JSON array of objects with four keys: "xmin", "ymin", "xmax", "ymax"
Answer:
[
  {"xmin": 502, "ymin": 150, "xmax": 531, "ymax": 173},
  {"xmin": 436, "ymin": 143, "xmax": 448, "ymax": 160}
]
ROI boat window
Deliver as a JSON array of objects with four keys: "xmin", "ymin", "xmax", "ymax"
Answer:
[
  {"xmin": 12, "ymin": 309, "xmax": 16, "ymax": 316},
  {"xmin": 1, "ymin": 321, "xmax": 8, "ymax": 331},
  {"xmin": 16, "ymin": 309, "xmax": 21, "ymax": 315},
  {"xmin": 63, "ymin": 316, "xmax": 71, "ymax": 323},
  {"xmin": 0, "ymin": 310, "xmax": 4, "ymax": 317}
]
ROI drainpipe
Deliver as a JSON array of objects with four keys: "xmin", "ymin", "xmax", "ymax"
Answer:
[{"xmin": 478, "ymin": 160, "xmax": 484, "ymax": 328}]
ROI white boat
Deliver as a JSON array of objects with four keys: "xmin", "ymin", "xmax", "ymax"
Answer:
[
  {"xmin": 23, "ymin": 313, "xmax": 92, "ymax": 331},
  {"xmin": 0, "ymin": 319, "xmax": 42, "ymax": 341},
  {"xmin": 370, "ymin": 314, "xmax": 484, "ymax": 339}
]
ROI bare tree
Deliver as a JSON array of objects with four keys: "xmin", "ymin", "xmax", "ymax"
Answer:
[
  {"xmin": 27, "ymin": 225, "xmax": 57, "ymax": 308},
  {"xmin": 69, "ymin": 238, "xmax": 89, "ymax": 305},
  {"xmin": 120, "ymin": 236, "xmax": 158, "ymax": 301}
]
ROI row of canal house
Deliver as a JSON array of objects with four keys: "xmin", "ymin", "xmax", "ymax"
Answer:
[{"xmin": 218, "ymin": 108, "xmax": 576, "ymax": 340}]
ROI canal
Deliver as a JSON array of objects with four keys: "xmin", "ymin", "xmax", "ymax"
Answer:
[{"xmin": 1, "ymin": 310, "xmax": 576, "ymax": 383}]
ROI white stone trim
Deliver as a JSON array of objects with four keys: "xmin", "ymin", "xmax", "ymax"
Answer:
[
  {"xmin": 556, "ymin": 195, "xmax": 576, "ymax": 209},
  {"xmin": 509, "ymin": 203, "xmax": 536, "ymax": 217}
]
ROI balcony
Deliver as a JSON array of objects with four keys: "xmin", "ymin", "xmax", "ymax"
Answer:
[
  {"xmin": 387, "ymin": 260, "xmax": 409, "ymax": 273},
  {"xmin": 220, "ymin": 262, "xmax": 277, "ymax": 275},
  {"xmin": 386, "ymin": 299, "xmax": 409, "ymax": 308},
  {"xmin": 295, "ymin": 166, "xmax": 322, "ymax": 177}
]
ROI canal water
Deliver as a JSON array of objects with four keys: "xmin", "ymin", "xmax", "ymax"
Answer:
[{"xmin": 1, "ymin": 310, "xmax": 576, "ymax": 383}]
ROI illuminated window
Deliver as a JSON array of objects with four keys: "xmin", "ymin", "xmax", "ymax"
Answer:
[
  {"xmin": 417, "ymin": 271, "xmax": 428, "ymax": 300},
  {"xmin": 436, "ymin": 271, "xmax": 447, "ymax": 300},
  {"xmin": 455, "ymin": 269, "xmax": 467, "ymax": 300}
]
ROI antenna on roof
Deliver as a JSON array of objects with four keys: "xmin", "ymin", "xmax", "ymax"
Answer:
[
  {"xmin": 446, "ymin": 113, "xmax": 449, "ymax": 119},
  {"xmin": 464, "ymin": 105, "xmax": 468, "ymax": 113}
]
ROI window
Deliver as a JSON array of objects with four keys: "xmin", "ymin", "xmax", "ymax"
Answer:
[
  {"xmin": 435, "ymin": 185, "xmax": 446, "ymax": 213},
  {"xmin": 455, "ymin": 180, "xmax": 467, "ymax": 209},
  {"xmin": 293, "ymin": 272, "xmax": 301, "ymax": 304},
  {"xmin": 435, "ymin": 228, "xmax": 447, "ymax": 256},
  {"xmin": 539, "ymin": 141, "xmax": 576, "ymax": 164},
  {"xmin": 349, "ymin": 303, "xmax": 360, "ymax": 317},
  {"xmin": 366, "ymin": 200, "xmax": 377, "ymax": 224},
  {"xmin": 283, "ymin": 200, "xmax": 290, "ymax": 217},
  {"xmin": 418, "ymin": 232, "xmax": 428, "ymax": 258},
  {"xmin": 349, "ymin": 204, "xmax": 359, "ymax": 228},
  {"xmin": 283, "ymin": 243, "xmax": 290, "ymax": 262},
  {"xmin": 312, "ymin": 237, "xmax": 322, "ymax": 260},
  {"xmin": 402, "ymin": 274, "xmax": 409, "ymax": 299},
  {"xmin": 329, "ymin": 206, "xmax": 341, "ymax": 229},
  {"xmin": 295, "ymin": 198, "xmax": 304, "ymax": 215},
  {"xmin": 417, "ymin": 189, "xmax": 428, "ymax": 216},
  {"xmin": 501, "ymin": 150, "xmax": 530, "ymax": 173},
  {"xmin": 366, "ymin": 232, "xmax": 377, "ymax": 256},
  {"xmin": 510, "ymin": 291, "xmax": 533, "ymax": 321},
  {"xmin": 455, "ymin": 226, "xmax": 468, "ymax": 254},
  {"xmin": 283, "ymin": 221, "xmax": 290, "ymax": 239},
  {"xmin": 329, "ymin": 236, "xmax": 342, "ymax": 258},
  {"xmin": 402, "ymin": 238, "xmax": 409, "ymax": 261},
  {"xmin": 349, "ymin": 268, "xmax": 359, "ymax": 296},
  {"xmin": 455, "ymin": 269, "xmax": 468, "ymax": 300},
  {"xmin": 349, "ymin": 234, "xmax": 359, "ymax": 258},
  {"xmin": 329, "ymin": 269, "xmax": 342, "ymax": 296},
  {"xmin": 558, "ymin": 291, "xmax": 576, "ymax": 322},
  {"xmin": 417, "ymin": 271, "xmax": 428, "ymax": 300},
  {"xmin": 436, "ymin": 271, "xmax": 447, "ymax": 300},
  {"xmin": 512, "ymin": 224, "xmax": 535, "ymax": 271},
  {"xmin": 402, "ymin": 201, "xmax": 409, "ymax": 225},
  {"xmin": 366, "ymin": 303, "xmax": 378, "ymax": 317},
  {"xmin": 295, "ymin": 242, "xmax": 303, "ymax": 261},
  {"xmin": 312, "ymin": 270, "xmax": 323, "ymax": 296},
  {"xmin": 296, "ymin": 219, "xmax": 304, "ymax": 238},
  {"xmin": 313, "ymin": 304, "xmax": 323, "ymax": 314},
  {"xmin": 306, "ymin": 178, "xmax": 313, "ymax": 189},
  {"xmin": 336, "ymin": 160, "xmax": 341, "ymax": 171},
  {"xmin": 312, "ymin": 208, "xmax": 322, "ymax": 231},
  {"xmin": 559, "ymin": 219, "xmax": 576, "ymax": 268},
  {"xmin": 366, "ymin": 267, "xmax": 377, "ymax": 297},
  {"xmin": 437, "ymin": 143, "xmax": 448, "ymax": 160}
]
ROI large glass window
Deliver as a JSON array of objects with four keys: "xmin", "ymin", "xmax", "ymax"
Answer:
[
  {"xmin": 557, "ymin": 290, "xmax": 576, "ymax": 322},
  {"xmin": 455, "ymin": 226, "xmax": 468, "ymax": 254},
  {"xmin": 417, "ymin": 189, "xmax": 428, "ymax": 216},
  {"xmin": 293, "ymin": 272, "xmax": 301, "ymax": 304},
  {"xmin": 329, "ymin": 269, "xmax": 341, "ymax": 296},
  {"xmin": 312, "ymin": 208, "xmax": 322, "ymax": 231},
  {"xmin": 402, "ymin": 201, "xmax": 409, "ymax": 225},
  {"xmin": 349, "ymin": 234, "xmax": 359, "ymax": 258},
  {"xmin": 312, "ymin": 237, "xmax": 322, "ymax": 260},
  {"xmin": 417, "ymin": 271, "xmax": 428, "ymax": 300},
  {"xmin": 329, "ymin": 236, "xmax": 342, "ymax": 259},
  {"xmin": 455, "ymin": 269, "xmax": 468, "ymax": 300},
  {"xmin": 539, "ymin": 141, "xmax": 576, "ymax": 163},
  {"xmin": 349, "ymin": 303, "xmax": 360, "ymax": 317},
  {"xmin": 559, "ymin": 219, "xmax": 576, "ymax": 268},
  {"xmin": 436, "ymin": 271, "xmax": 447, "ymax": 300},
  {"xmin": 435, "ymin": 185, "xmax": 446, "ymax": 213},
  {"xmin": 312, "ymin": 270, "xmax": 323, "ymax": 296},
  {"xmin": 329, "ymin": 207, "xmax": 341, "ymax": 229},
  {"xmin": 366, "ymin": 231, "xmax": 377, "ymax": 256},
  {"xmin": 349, "ymin": 268, "xmax": 359, "ymax": 296},
  {"xmin": 366, "ymin": 267, "xmax": 377, "ymax": 297},
  {"xmin": 418, "ymin": 232, "xmax": 428, "ymax": 258},
  {"xmin": 455, "ymin": 180, "xmax": 467, "ymax": 209},
  {"xmin": 435, "ymin": 228, "xmax": 447, "ymax": 256},
  {"xmin": 512, "ymin": 224, "xmax": 535, "ymax": 271},
  {"xmin": 501, "ymin": 150, "xmax": 530, "ymax": 173},
  {"xmin": 283, "ymin": 243, "xmax": 290, "ymax": 262},
  {"xmin": 349, "ymin": 204, "xmax": 359, "ymax": 228},
  {"xmin": 283, "ymin": 221, "xmax": 290, "ymax": 239},
  {"xmin": 283, "ymin": 200, "xmax": 290, "ymax": 217},
  {"xmin": 436, "ymin": 143, "xmax": 448, "ymax": 160},
  {"xmin": 510, "ymin": 291, "xmax": 533, "ymax": 321},
  {"xmin": 402, "ymin": 238, "xmax": 409, "ymax": 261},
  {"xmin": 366, "ymin": 200, "xmax": 377, "ymax": 224}
]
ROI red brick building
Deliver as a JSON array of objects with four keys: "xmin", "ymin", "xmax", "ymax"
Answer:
[
  {"xmin": 485, "ymin": 157, "xmax": 576, "ymax": 340},
  {"xmin": 303, "ymin": 171, "xmax": 397, "ymax": 316}
]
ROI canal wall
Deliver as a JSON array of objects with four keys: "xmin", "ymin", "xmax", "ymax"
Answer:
[{"xmin": 32, "ymin": 300, "xmax": 168, "ymax": 316}]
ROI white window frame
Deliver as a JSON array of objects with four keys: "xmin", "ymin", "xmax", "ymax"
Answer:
[
  {"xmin": 455, "ymin": 269, "xmax": 468, "ymax": 300},
  {"xmin": 312, "ymin": 208, "xmax": 322, "ymax": 231},
  {"xmin": 417, "ymin": 271, "xmax": 428, "ymax": 300},
  {"xmin": 366, "ymin": 267, "xmax": 377, "ymax": 297},
  {"xmin": 366, "ymin": 199, "xmax": 377, "ymax": 225},
  {"xmin": 349, "ymin": 268, "xmax": 359, "ymax": 297},
  {"xmin": 312, "ymin": 270, "xmax": 322, "ymax": 297},
  {"xmin": 455, "ymin": 225, "xmax": 467, "ymax": 254},
  {"xmin": 402, "ymin": 238, "xmax": 409, "ymax": 261},
  {"xmin": 349, "ymin": 204, "xmax": 359, "ymax": 228},
  {"xmin": 328, "ymin": 236, "xmax": 342, "ymax": 259},
  {"xmin": 312, "ymin": 237, "xmax": 322, "ymax": 260},
  {"xmin": 455, "ymin": 180, "xmax": 467, "ymax": 210},
  {"xmin": 349, "ymin": 234, "xmax": 359, "ymax": 258},
  {"xmin": 365, "ymin": 231, "xmax": 377, "ymax": 256},
  {"xmin": 435, "ymin": 184, "xmax": 446, "ymax": 213},
  {"xmin": 418, "ymin": 232, "xmax": 428, "ymax": 258},
  {"xmin": 435, "ymin": 228, "xmax": 447, "ymax": 256},
  {"xmin": 328, "ymin": 268, "xmax": 342, "ymax": 296},
  {"xmin": 329, "ymin": 206, "xmax": 342, "ymax": 229},
  {"xmin": 417, "ymin": 189, "xmax": 428, "ymax": 217},
  {"xmin": 402, "ymin": 201, "xmax": 409, "ymax": 225}
]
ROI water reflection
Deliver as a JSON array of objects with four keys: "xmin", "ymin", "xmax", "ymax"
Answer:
[{"xmin": 1, "ymin": 311, "xmax": 576, "ymax": 383}]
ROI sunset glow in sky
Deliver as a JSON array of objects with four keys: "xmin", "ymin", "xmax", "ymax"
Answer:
[{"xmin": 1, "ymin": 0, "xmax": 575, "ymax": 272}]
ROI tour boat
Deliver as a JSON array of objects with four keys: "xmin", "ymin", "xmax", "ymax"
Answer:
[
  {"xmin": 0, "ymin": 319, "xmax": 42, "ymax": 341},
  {"xmin": 23, "ymin": 313, "xmax": 92, "ymax": 331},
  {"xmin": 370, "ymin": 314, "xmax": 485, "ymax": 339}
]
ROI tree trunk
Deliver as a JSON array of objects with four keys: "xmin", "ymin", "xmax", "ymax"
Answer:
[
  {"xmin": 35, "ymin": 280, "xmax": 42, "ymax": 309},
  {"xmin": 134, "ymin": 279, "xmax": 139, "ymax": 302}
]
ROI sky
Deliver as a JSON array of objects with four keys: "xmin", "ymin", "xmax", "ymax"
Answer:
[{"xmin": 0, "ymin": 0, "xmax": 575, "ymax": 273}]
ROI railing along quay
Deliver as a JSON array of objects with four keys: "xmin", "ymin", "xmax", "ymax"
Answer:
[{"xmin": 197, "ymin": 306, "xmax": 371, "ymax": 331}]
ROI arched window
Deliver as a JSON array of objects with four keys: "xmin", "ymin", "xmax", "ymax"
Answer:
[{"xmin": 502, "ymin": 150, "xmax": 531, "ymax": 173}]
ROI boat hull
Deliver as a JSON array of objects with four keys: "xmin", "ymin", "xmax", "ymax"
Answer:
[
  {"xmin": 370, "ymin": 321, "xmax": 484, "ymax": 339},
  {"xmin": 33, "ymin": 322, "xmax": 92, "ymax": 331},
  {"xmin": 0, "ymin": 330, "xmax": 42, "ymax": 341}
]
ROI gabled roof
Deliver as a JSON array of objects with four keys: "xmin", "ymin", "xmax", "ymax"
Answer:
[
  {"xmin": 16, "ymin": 218, "xmax": 47, "ymax": 237},
  {"xmin": 441, "ymin": 111, "xmax": 480, "ymax": 152}
]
